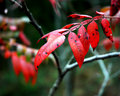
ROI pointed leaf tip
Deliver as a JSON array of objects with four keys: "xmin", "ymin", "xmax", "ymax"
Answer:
[{"xmin": 68, "ymin": 32, "xmax": 86, "ymax": 68}]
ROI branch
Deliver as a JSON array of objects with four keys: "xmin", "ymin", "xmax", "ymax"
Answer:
[
  {"xmin": 9, "ymin": 0, "xmax": 62, "ymax": 76},
  {"xmin": 48, "ymin": 52, "xmax": 120, "ymax": 96}
]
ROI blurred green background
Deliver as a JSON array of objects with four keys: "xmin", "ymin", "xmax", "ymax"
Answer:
[{"xmin": 0, "ymin": 0, "xmax": 120, "ymax": 96}]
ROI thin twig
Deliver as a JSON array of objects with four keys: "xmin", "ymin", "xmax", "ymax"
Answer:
[
  {"xmin": 9, "ymin": 0, "xmax": 62, "ymax": 76},
  {"xmin": 48, "ymin": 52, "xmax": 120, "ymax": 96}
]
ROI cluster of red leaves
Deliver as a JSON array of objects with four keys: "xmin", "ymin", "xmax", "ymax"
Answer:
[
  {"xmin": 99, "ymin": 0, "xmax": 120, "ymax": 30},
  {"xmin": 34, "ymin": 13, "xmax": 114, "ymax": 71},
  {"xmin": 4, "ymin": 51, "xmax": 37, "ymax": 85},
  {"xmin": 101, "ymin": 37, "xmax": 120, "ymax": 51}
]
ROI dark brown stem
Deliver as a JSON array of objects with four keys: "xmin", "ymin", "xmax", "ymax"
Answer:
[{"xmin": 9, "ymin": 0, "xmax": 62, "ymax": 76}]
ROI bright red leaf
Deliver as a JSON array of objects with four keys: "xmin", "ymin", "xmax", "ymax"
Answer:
[
  {"xmin": 37, "ymin": 29, "xmax": 68, "ymax": 44},
  {"xmin": 68, "ymin": 32, "xmax": 85, "ymax": 68},
  {"xmin": 68, "ymin": 14, "xmax": 92, "ymax": 19},
  {"xmin": 77, "ymin": 25, "xmax": 90, "ymax": 55},
  {"xmin": 87, "ymin": 20, "xmax": 100, "ymax": 50},
  {"xmin": 101, "ymin": 18, "xmax": 113, "ymax": 42},
  {"xmin": 4, "ymin": 50, "xmax": 11, "ymax": 59},
  {"xmin": 62, "ymin": 23, "xmax": 79, "ymax": 29},
  {"xmin": 34, "ymin": 32, "xmax": 65, "ymax": 71}
]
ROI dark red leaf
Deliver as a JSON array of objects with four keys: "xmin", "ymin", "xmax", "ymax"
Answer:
[
  {"xmin": 110, "ymin": 0, "xmax": 119, "ymax": 16},
  {"xmin": 68, "ymin": 14, "xmax": 92, "ymax": 19},
  {"xmin": 101, "ymin": 18, "xmax": 113, "ymax": 42},
  {"xmin": 68, "ymin": 32, "xmax": 85, "ymax": 68},
  {"xmin": 113, "ymin": 37, "xmax": 120, "ymax": 50},
  {"xmin": 34, "ymin": 33, "xmax": 65, "ymax": 71},
  {"xmin": 87, "ymin": 20, "xmax": 100, "ymax": 50},
  {"xmin": 77, "ymin": 25, "xmax": 90, "ymax": 55}
]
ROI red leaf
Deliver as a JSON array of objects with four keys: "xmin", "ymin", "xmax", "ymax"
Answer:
[
  {"xmin": 101, "ymin": 39, "xmax": 112, "ymax": 51},
  {"xmin": 96, "ymin": 11, "xmax": 105, "ymax": 15},
  {"xmin": 68, "ymin": 32, "xmax": 85, "ymax": 68},
  {"xmin": 11, "ymin": 52, "xmax": 21, "ymax": 76},
  {"xmin": 77, "ymin": 25, "xmax": 90, "ymax": 55},
  {"xmin": 19, "ymin": 56, "xmax": 30, "ymax": 83},
  {"xmin": 34, "ymin": 33, "xmax": 65, "ymax": 71},
  {"xmin": 19, "ymin": 31, "xmax": 31, "ymax": 46},
  {"xmin": 113, "ymin": 37, "xmax": 120, "ymax": 50},
  {"xmin": 68, "ymin": 14, "xmax": 92, "ymax": 19},
  {"xmin": 4, "ymin": 50, "xmax": 11, "ymax": 59},
  {"xmin": 110, "ymin": 0, "xmax": 119, "ymax": 16},
  {"xmin": 62, "ymin": 23, "xmax": 79, "ymax": 29},
  {"xmin": 87, "ymin": 20, "xmax": 100, "ymax": 50},
  {"xmin": 37, "ymin": 29, "xmax": 68, "ymax": 44},
  {"xmin": 101, "ymin": 18, "xmax": 113, "ymax": 42},
  {"xmin": 27, "ymin": 63, "xmax": 37, "ymax": 85}
]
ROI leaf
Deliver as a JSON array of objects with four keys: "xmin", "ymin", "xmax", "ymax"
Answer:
[
  {"xmin": 96, "ymin": 11, "xmax": 105, "ymax": 15},
  {"xmin": 19, "ymin": 56, "xmax": 30, "ymax": 83},
  {"xmin": 101, "ymin": 18, "xmax": 113, "ymax": 42},
  {"xmin": 101, "ymin": 39, "xmax": 112, "ymax": 51},
  {"xmin": 77, "ymin": 25, "xmax": 90, "ymax": 55},
  {"xmin": 68, "ymin": 14, "xmax": 92, "ymax": 19},
  {"xmin": 11, "ymin": 52, "xmax": 21, "ymax": 76},
  {"xmin": 68, "ymin": 32, "xmax": 85, "ymax": 68},
  {"xmin": 19, "ymin": 31, "xmax": 31, "ymax": 46},
  {"xmin": 87, "ymin": 20, "xmax": 100, "ymax": 50},
  {"xmin": 34, "ymin": 33, "xmax": 65, "ymax": 71},
  {"xmin": 113, "ymin": 37, "xmax": 120, "ymax": 50},
  {"xmin": 62, "ymin": 23, "xmax": 79, "ymax": 29},
  {"xmin": 110, "ymin": 0, "xmax": 119, "ymax": 16},
  {"xmin": 37, "ymin": 29, "xmax": 68, "ymax": 44},
  {"xmin": 27, "ymin": 63, "xmax": 37, "ymax": 85},
  {"xmin": 4, "ymin": 50, "xmax": 11, "ymax": 59}
]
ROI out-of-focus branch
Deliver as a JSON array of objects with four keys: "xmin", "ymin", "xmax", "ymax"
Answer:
[
  {"xmin": 9, "ymin": 0, "xmax": 62, "ymax": 76},
  {"xmin": 48, "ymin": 52, "xmax": 120, "ymax": 96},
  {"xmin": 90, "ymin": 47, "xmax": 110, "ymax": 96}
]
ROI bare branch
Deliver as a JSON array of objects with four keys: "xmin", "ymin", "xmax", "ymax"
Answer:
[
  {"xmin": 9, "ymin": 0, "xmax": 62, "ymax": 76},
  {"xmin": 48, "ymin": 52, "xmax": 120, "ymax": 96}
]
